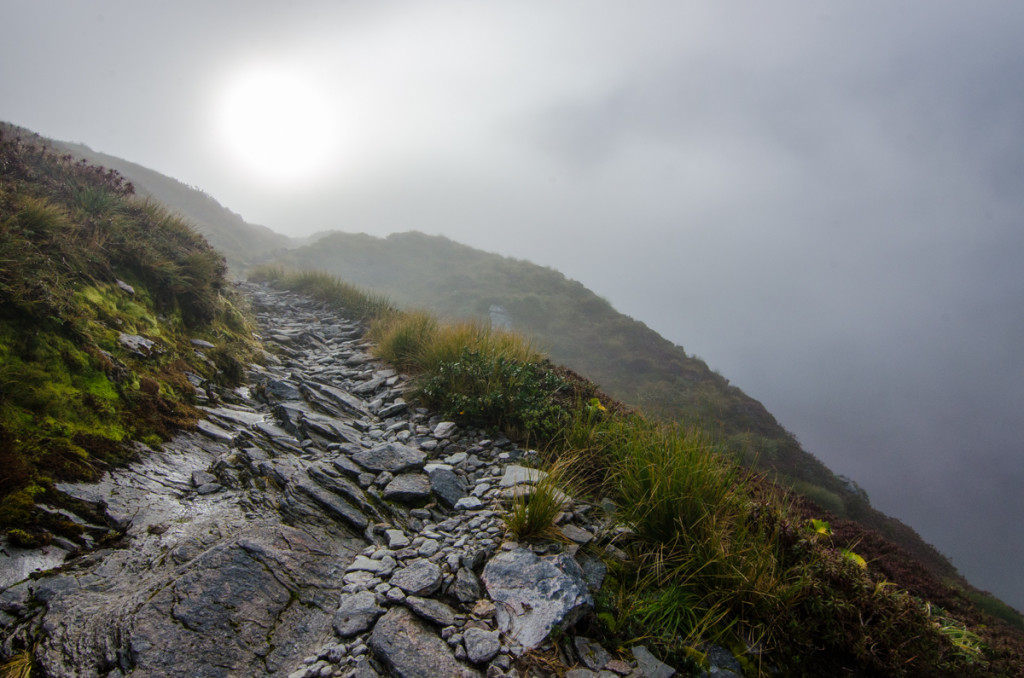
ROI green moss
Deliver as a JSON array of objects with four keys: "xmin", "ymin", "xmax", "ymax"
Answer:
[{"xmin": 0, "ymin": 132, "xmax": 259, "ymax": 536}]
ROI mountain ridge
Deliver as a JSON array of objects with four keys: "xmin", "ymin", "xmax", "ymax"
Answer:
[{"xmin": 6, "ymin": 121, "xmax": 1015, "ymax": 616}]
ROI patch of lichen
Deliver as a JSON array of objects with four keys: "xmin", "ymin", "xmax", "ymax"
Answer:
[{"xmin": 0, "ymin": 129, "xmax": 259, "ymax": 541}]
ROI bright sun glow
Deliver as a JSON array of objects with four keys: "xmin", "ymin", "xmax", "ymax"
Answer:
[{"xmin": 216, "ymin": 64, "xmax": 339, "ymax": 186}]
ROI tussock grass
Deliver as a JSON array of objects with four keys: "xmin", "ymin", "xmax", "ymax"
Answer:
[
  {"xmin": 504, "ymin": 454, "xmax": 579, "ymax": 542},
  {"xmin": 249, "ymin": 263, "xmax": 1018, "ymax": 676},
  {"xmin": 248, "ymin": 265, "xmax": 393, "ymax": 322}
]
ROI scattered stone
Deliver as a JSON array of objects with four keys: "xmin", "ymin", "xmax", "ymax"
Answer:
[
  {"xmin": 191, "ymin": 469, "xmax": 217, "ymax": 487},
  {"xmin": 463, "ymin": 627, "xmax": 501, "ymax": 664},
  {"xmin": 574, "ymin": 636, "xmax": 611, "ymax": 671},
  {"xmin": 390, "ymin": 559, "xmax": 443, "ymax": 596},
  {"xmin": 386, "ymin": 529, "xmax": 411, "ymax": 549},
  {"xmin": 632, "ymin": 646, "xmax": 676, "ymax": 678},
  {"xmin": 115, "ymin": 279, "xmax": 135, "ymax": 295},
  {"xmin": 195, "ymin": 419, "xmax": 235, "ymax": 443},
  {"xmin": 404, "ymin": 595, "xmax": 458, "ymax": 627},
  {"xmin": 452, "ymin": 567, "xmax": 483, "ymax": 604},
  {"xmin": 498, "ymin": 465, "xmax": 546, "ymax": 488},
  {"xmin": 190, "ymin": 338, "xmax": 216, "ymax": 349},
  {"xmin": 428, "ymin": 466, "xmax": 467, "ymax": 509},
  {"xmin": 383, "ymin": 473, "xmax": 432, "ymax": 504},
  {"xmin": 455, "ymin": 497, "xmax": 484, "ymax": 511},
  {"xmin": 433, "ymin": 421, "xmax": 458, "ymax": 439},
  {"xmin": 333, "ymin": 591, "xmax": 385, "ymax": 638},
  {"xmin": 353, "ymin": 442, "xmax": 426, "ymax": 473}
]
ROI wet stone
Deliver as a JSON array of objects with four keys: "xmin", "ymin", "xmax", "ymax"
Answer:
[
  {"xmin": 383, "ymin": 473, "xmax": 432, "ymax": 504},
  {"xmin": 390, "ymin": 559, "xmax": 443, "ymax": 596},
  {"xmin": 353, "ymin": 442, "xmax": 426, "ymax": 474},
  {"xmin": 333, "ymin": 591, "xmax": 385, "ymax": 638}
]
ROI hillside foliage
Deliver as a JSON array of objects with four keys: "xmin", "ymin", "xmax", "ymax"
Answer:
[
  {"xmin": 252, "ymin": 266, "xmax": 1024, "ymax": 677},
  {"xmin": 0, "ymin": 129, "xmax": 257, "ymax": 544}
]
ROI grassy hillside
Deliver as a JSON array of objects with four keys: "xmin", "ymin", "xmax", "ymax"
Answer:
[
  {"xmin": 0, "ymin": 127, "xmax": 257, "ymax": 545},
  {"xmin": 270, "ymin": 232, "xmax": 963, "ymax": 577},
  {"xmin": 253, "ymin": 267, "xmax": 1024, "ymax": 677},
  {"xmin": 0, "ymin": 123, "xmax": 291, "ymax": 271}
]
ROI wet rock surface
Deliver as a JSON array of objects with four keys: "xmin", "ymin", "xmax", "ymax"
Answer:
[{"xmin": 0, "ymin": 283, "xmax": 736, "ymax": 677}]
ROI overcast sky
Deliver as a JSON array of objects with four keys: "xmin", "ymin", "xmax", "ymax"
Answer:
[{"xmin": 3, "ymin": 1, "xmax": 1022, "ymax": 611}]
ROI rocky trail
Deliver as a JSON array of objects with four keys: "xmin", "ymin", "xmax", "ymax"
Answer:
[{"xmin": 0, "ymin": 283, "xmax": 740, "ymax": 678}]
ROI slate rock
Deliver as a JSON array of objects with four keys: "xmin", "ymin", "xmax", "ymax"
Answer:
[
  {"xmin": 481, "ymin": 547, "xmax": 592, "ymax": 649},
  {"xmin": 383, "ymin": 473, "xmax": 432, "ymax": 504},
  {"xmin": 369, "ymin": 607, "xmax": 479, "ymax": 678},
  {"xmin": 697, "ymin": 645, "xmax": 743, "ymax": 678},
  {"xmin": 463, "ymin": 627, "xmax": 501, "ymax": 664},
  {"xmin": 333, "ymin": 590, "xmax": 385, "ymax": 638},
  {"xmin": 433, "ymin": 421, "xmax": 458, "ymax": 439},
  {"xmin": 498, "ymin": 465, "xmax": 546, "ymax": 488},
  {"xmin": 262, "ymin": 378, "xmax": 303, "ymax": 402},
  {"xmin": 353, "ymin": 443, "xmax": 426, "ymax": 473},
  {"xmin": 451, "ymin": 566, "xmax": 483, "ymax": 604},
  {"xmin": 574, "ymin": 636, "xmax": 611, "ymax": 671},
  {"xmin": 428, "ymin": 466, "xmax": 467, "ymax": 509},
  {"xmin": 632, "ymin": 645, "xmax": 676, "ymax": 678},
  {"xmin": 390, "ymin": 559, "xmax": 443, "ymax": 596},
  {"xmin": 404, "ymin": 595, "xmax": 458, "ymax": 627}
]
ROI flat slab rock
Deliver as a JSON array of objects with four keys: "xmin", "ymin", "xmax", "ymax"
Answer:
[
  {"xmin": 36, "ymin": 523, "xmax": 356, "ymax": 677},
  {"xmin": 369, "ymin": 607, "xmax": 480, "ymax": 678},
  {"xmin": 352, "ymin": 442, "xmax": 426, "ymax": 473}
]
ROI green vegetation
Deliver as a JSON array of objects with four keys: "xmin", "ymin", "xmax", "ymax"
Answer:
[
  {"xmin": 0, "ymin": 130, "xmax": 258, "ymax": 543},
  {"xmin": 256, "ymin": 267, "xmax": 1024, "ymax": 677}
]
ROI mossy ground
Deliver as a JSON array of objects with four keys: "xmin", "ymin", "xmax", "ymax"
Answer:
[{"xmin": 0, "ymin": 130, "xmax": 258, "ymax": 543}]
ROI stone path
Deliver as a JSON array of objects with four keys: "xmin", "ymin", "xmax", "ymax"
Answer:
[{"xmin": 0, "ymin": 283, "xmax": 739, "ymax": 678}]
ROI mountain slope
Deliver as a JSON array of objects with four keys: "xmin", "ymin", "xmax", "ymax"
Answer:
[
  {"xmin": 271, "ymin": 231, "xmax": 966, "ymax": 582},
  {"xmin": 7, "ymin": 123, "xmax": 1011, "ymax": 617},
  {"xmin": 0, "ymin": 123, "xmax": 291, "ymax": 271},
  {"xmin": 0, "ymin": 126, "xmax": 256, "ymax": 545}
]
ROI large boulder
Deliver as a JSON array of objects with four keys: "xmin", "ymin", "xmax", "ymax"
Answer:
[
  {"xmin": 481, "ymin": 547, "xmax": 592, "ymax": 649},
  {"xmin": 369, "ymin": 607, "xmax": 479, "ymax": 678}
]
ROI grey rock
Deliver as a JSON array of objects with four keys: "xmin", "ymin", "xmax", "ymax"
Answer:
[
  {"xmin": 190, "ymin": 338, "xmax": 216, "ymax": 349},
  {"xmin": 632, "ymin": 645, "xmax": 676, "ymax": 678},
  {"xmin": 195, "ymin": 419, "xmax": 235, "ymax": 443},
  {"xmin": 574, "ymin": 636, "xmax": 611, "ymax": 670},
  {"xmin": 498, "ymin": 465, "xmax": 546, "ymax": 488},
  {"xmin": 294, "ymin": 482, "xmax": 370, "ymax": 531},
  {"xmin": 118, "ymin": 332, "xmax": 158, "ymax": 357},
  {"xmin": 390, "ymin": 559, "xmax": 443, "ymax": 596},
  {"xmin": 451, "ymin": 567, "xmax": 483, "ymax": 604},
  {"xmin": 386, "ymin": 529, "xmax": 411, "ymax": 549},
  {"xmin": 261, "ymin": 378, "xmax": 303, "ymax": 402},
  {"xmin": 697, "ymin": 645, "xmax": 743, "ymax": 678},
  {"xmin": 191, "ymin": 469, "xmax": 217, "ymax": 487},
  {"xmin": 333, "ymin": 590, "xmax": 385, "ymax": 637},
  {"xmin": 463, "ymin": 627, "xmax": 501, "ymax": 664},
  {"xmin": 369, "ymin": 607, "xmax": 479, "ymax": 678},
  {"xmin": 482, "ymin": 547, "xmax": 592, "ymax": 649},
  {"xmin": 433, "ymin": 421, "xmax": 458, "ymax": 439},
  {"xmin": 455, "ymin": 496, "xmax": 484, "ymax": 511},
  {"xmin": 428, "ymin": 466, "xmax": 467, "ymax": 509},
  {"xmin": 404, "ymin": 595, "xmax": 458, "ymax": 626},
  {"xmin": 353, "ymin": 442, "xmax": 426, "ymax": 474},
  {"xmin": 383, "ymin": 473, "xmax": 432, "ymax": 504},
  {"xmin": 378, "ymin": 401, "xmax": 408, "ymax": 418},
  {"xmin": 115, "ymin": 278, "xmax": 135, "ymax": 295}
]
